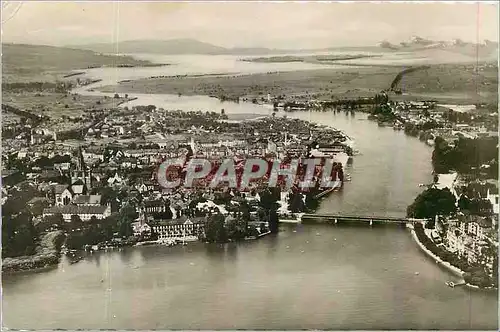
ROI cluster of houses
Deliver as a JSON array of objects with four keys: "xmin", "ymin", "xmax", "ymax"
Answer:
[
  {"xmin": 386, "ymin": 100, "xmax": 498, "ymax": 145},
  {"xmin": 431, "ymin": 178, "xmax": 499, "ymax": 275},
  {"xmin": 438, "ymin": 213, "xmax": 497, "ymax": 274},
  {"xmin": 2, "ymin": 105, "xmax": 354, "ymax": 247}
]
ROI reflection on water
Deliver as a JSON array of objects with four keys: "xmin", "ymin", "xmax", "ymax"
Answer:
[{"xmin": 3, "ymin": 225, "xmax": 498, "ymax": 330}]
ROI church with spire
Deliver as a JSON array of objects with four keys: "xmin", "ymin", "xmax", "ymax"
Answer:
[{"xmin": 71, "ymin": 147, "xmax": 92, "ymax": 192}]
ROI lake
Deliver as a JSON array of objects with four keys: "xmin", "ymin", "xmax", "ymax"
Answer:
[{"xmin": 2, "ymin": 54, "xmax": 497, "ymax": 330}]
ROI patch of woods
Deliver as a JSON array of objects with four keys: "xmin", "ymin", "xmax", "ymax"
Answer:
[
  {"xmin": 390, "ymin": 66, "xmax": 431, "ymax": 90},
  {"xmin": 2, "ymin": 103, "xmax": 47, "ymax": 124},
  {"xmin": 407, "ymin": 186, "xmax": 494, "ymax": 225},
  {"xmin": 407, "ymin": 187, "xmax": 456, "ymax": 222},
  {"xmin": 63, "ymin": 205, "xmax": 137, "ymax": 250},
  {"xmin": 432, "ymin": 136, "xmax": 498, "ymax": 176},
  {"xmin": 3, "ymin": 82, "xmax": 72, "ymax": 93},
  {"xmin": 2, "ymin": 231, "xmax": 65, "ymax": 273},
  {"xmin": 202, "ymin": 188, "xmax": 281, "ymax": 243},
  {"xmin": 203, "ymin": 214, "xmax": 264, "ymax": 243},
  {"xmin": 2, "ymin": 184, "xmax": 41, "ymax": 257}
]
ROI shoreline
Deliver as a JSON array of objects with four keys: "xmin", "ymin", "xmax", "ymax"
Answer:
[
  {"xmin": 360, "ymin": 107, "xmax": 498, "ymax": 292},
  {"xmin": 410, "ymin": 227, "xmax": 465, "ymax": 277},
  {"xmin": 410, "ymin": 224, "xmax": 498, "ymax": 292},
  {"xmin": 2, "ymin": 231, "xmax": 65, "ymax": 273}
]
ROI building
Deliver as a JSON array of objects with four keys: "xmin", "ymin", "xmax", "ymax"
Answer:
[
  {"xmin": 53, "ymin": 184, "xmax": 73, "ymax": 206},
  {"xmin": 72, "ymin": 195, "xmax": 102, "ymax": 206},
  {"xmin": 71, "ymin": 147, "xmax": 92, "ymax": 189},
  {"xmin": 149, "ymin": 216, "xmax": 205, "ymax": 241},
  {"xmin": 132, "ymin": 221, "xmax": 152, "ymax": 238},
  {"xmin": 446, "ymin": 215, "xmax": 494, "ymax": 265},
  {"xmin": 458, "ymin": 214, "xmax": 493, "ymax": 241},
  {"xmin": 141, "ymin": 199, "xmax": 169, "ymax": 214},
  {"xmin": 487, "ymin": 189, "xmax": 499, "ymax": 215},
  {"xmin": 43, "ymin": 204, "xmax": 111, "ymax": 222}
]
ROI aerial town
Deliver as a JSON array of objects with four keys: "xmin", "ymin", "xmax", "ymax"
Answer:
[
  {"xmin": 2, "ymin": 87, "xmax": 498, "ymax": 290},
  {"xmin": 1, "ymin": 2, "xmax": 499, "ymax": 330},
  {"xmin": 2, "ymin": 98, "xmax": 353, "ymax": 269}
]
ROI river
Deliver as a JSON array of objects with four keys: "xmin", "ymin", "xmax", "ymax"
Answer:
[{"xmin": 2, "ymin": 56, "xmax": 498, "ymax": 330}]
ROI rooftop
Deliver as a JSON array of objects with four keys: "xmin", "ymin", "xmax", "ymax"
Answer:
[{"xmin": 43, "ymin": 205, "xmax": 109, "ymax": 215}]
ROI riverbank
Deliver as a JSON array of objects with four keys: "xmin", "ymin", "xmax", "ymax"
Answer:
[
  {"xmin": 410, "ymin": 224, "xmax": 465, "ymax": 277},
  {"xmin": 411, "ymin": 221, "xmax": 498, "ymax": 291},
  {"xmin": 2, "ymin": 231, "xmax": 65, "ymax": 273}
]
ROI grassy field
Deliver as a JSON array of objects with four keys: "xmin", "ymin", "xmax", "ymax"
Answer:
[
  {"xmin": 2, "ymin": 91, "xmax": 129, "ymax": 118},
  {"xmin": 99, "ymin": 63, "xmax": 498, "ymax": 104},
  {"xmin": 100, "ymin": 66, "xmax": 403, "ymax": 101},
  {"xmin": 391, "ymin": 63, "xmax": 498, "ymax": 104},
  {"xmin": 2, "ymin": 43, "xmax": 158, "ymax": 83}
]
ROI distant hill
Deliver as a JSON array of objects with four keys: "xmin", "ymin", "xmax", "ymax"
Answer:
[
  {"xmin": 2, "ymin": 43, "xmax": 157, "ymax": 83},
  {"xmin": 68, "ymin": 38, "xmax": 388, "ymax": 55},
  {"xmin": 73, "ymin": 38, "xmax": 228, "ymax": 55}
]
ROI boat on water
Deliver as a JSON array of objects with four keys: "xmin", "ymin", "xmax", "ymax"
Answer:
[
  {"xmin": 279, "ymin": 213, "xmax": 304, "ymax": 223},
  {"xmin": 446, "ymin": 281, "xmax": 466, "ymax": 288}
]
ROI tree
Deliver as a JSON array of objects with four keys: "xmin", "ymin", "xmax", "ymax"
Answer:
[
  {"xmin": 226, "ymin": 216, "xmax": 247, "ymax": 241},
  {"xmin": 407, "ymin": 187, "xmax": 456, "ymax": 221},
  {"xmin": 2, "ymin": 211, "xmax": 37, "ymax": 257},
  {"xmin": 268, "ymin": 209, "xmax": 279, "ymax": 233},
  {"xmin": 204, "ymin": 214, "xmax": 227, "ymax": 243},
  {"xmin": 69, "ymin": 214, "xmax": 84, "ymax": 231},
  {"xmin": 239, "ymin": 200, "xmax": 251, "ymax": 221},
  {"xmin": 458, "ymin": 194, "xmax": 470, "ymax": 211},
  {"xmin": 46, "ymin": 213, "xmax": 64, "ymax": 230},
  {"xmin": 288, "ymin": 190, "xmax": 305, "ymax": 213},
  {"xmin": 259, "ymin": 188, "xmax": 280, "ymax": 233},
  {"xmin": 89, "ymin": 216, "xmax": 99, "ymax": 225},
  {"xmin": 117, "ymin": 204, "xmax": 137, "ymax": 237}
]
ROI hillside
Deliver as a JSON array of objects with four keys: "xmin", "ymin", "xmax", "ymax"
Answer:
[
  {"xmin": 72, "ymin": 38, "xmax": 228, "ymax": 55},
  {"xmin": 2, "ymin": 43, "xmax": 159, "ymax": 83},
  {"xmin": 69, "ymin": 38, "xmax": 388, "ymax": 55}
]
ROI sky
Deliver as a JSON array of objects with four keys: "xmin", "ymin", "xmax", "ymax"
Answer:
[{"xmin": 2, "ymin": 1, "xmax": 498, "ymax": 49}]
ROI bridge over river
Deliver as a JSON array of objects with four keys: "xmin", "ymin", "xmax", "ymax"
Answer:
[{"xmin": 280, "ymin": 213, "xmax": 427, "ymax": 226}]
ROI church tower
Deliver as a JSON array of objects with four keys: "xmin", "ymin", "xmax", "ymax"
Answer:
[{"xmin": 71, "ymin": 147, "xmax": 92, "ymax": 189}]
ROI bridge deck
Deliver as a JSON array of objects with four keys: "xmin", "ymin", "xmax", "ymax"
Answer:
[{"xmin": 301, "ymin": 214, "xmax": 412, "ymax": 222}]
